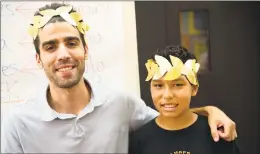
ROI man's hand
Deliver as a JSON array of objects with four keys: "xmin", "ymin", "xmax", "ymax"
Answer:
[{"xmin": 206, "ymin": 106, "xmax": 238, "ymax": 142}]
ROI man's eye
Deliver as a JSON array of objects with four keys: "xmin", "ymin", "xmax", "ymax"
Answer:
[
  {"xmin": 45, "ymin": 46, "xmax": 55, "ymax": 51},
  {"xmin": 68, "ymin": 42, "xmax": 78, "ymax": 47}
]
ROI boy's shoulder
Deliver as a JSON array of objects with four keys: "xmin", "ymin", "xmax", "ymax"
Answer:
[
  {"xmin": 132, "ymin": 115, "xmax": 210, "ymax": 136},
  {"xmin": 196, "ymin": 115, "xmax": 240, "ymax": 154},
  {"xmin": 135, "ymin": 117, "xmax": 157, "ymax": 131},
  {"xmin": 213, "ymin": 136, "xmax": 240, "ymax": 154},
  {"xmin": 195, "ymin": 114, "xmax": 211, "ymax": 129},
  {"xmin": 131, "ymin": 117, "xmax": 157, "ymax": 138},
  {"xmin": 181, "ymin": 114, "xmax": 211, "ymax": 134}
]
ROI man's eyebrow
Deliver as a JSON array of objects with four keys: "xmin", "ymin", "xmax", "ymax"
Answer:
[
  {"xmin": 42, "ymin": 39, "xmax": 58, "ymax": 47},
  {"xmin": 64, "ymin": 36, "xmax": 80, "ymax": 42}
]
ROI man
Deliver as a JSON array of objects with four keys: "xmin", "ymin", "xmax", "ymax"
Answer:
[{"xmin": 1, "ymin": 3, "xmax": 237, "ymax": 153}]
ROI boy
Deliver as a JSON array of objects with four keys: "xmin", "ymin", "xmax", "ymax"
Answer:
[{"xmin": 129, "ymin": 45, "xmax": 240, "ymax": 154}]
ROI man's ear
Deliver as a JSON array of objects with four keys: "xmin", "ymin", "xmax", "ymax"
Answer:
[
  {"xmin": 35, "ymin": 53, "xmax": 43, "ymax": 68},
  {"xmin": 191, "ymin": 85, "xmax": 198, "ymax": 96},
  {"xmin": 84, "ymin": 44, "xmax": 88, "ymax": 60}
]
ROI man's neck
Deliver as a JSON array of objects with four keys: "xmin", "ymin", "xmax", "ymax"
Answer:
[
  {"xmin": 47, "ymin": 78, "xmax": 91, "ymax": 115},
  {"xmin": 156, "ymin": 110, "xmax": 198, "ymax": 130}
]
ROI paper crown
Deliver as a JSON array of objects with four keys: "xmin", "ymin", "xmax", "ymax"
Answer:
[
  {"xmin": 28, "ymin": 5, "xmax": 90, "ymax": 40},
  {"xmin": 145, "ymin": 55, "xmax": 200, "ymax": 86}
]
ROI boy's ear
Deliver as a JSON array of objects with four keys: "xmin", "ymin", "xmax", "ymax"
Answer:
[{"xmin": 191, "ymin": 85, "xmax": 198, "ymax": 96}]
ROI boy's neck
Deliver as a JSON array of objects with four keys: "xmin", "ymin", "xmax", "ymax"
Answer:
[{"xmin": 156, "ymin": 110, "xmax": 198, "ymax": 131}]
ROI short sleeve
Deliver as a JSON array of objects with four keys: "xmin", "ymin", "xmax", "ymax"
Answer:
[{"xmin": 127, "ymin": 93, "xmax": 159, "ymax": 131}]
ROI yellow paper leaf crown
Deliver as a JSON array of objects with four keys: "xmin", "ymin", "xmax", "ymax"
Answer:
[
  {"xmin": 28, "ymin": 5, "xmax": 90, "ymax": 40},
  {"xmin": 145, "ymin": 55, "xmax": 200, "ymax": 86}
]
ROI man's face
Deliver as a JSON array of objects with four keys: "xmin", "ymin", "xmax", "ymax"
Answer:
[
  {"xmin": 36, "ymin": 22, "xmax": 87, "ymax": 88},
  {"xmin": 150, "ymin": 75, "xmax": 198, "ymax": 118}
]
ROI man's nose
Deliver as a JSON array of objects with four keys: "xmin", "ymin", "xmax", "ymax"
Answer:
[{"xmin": 56, "ymin": 44, "xmax": 71, "ymax": 61}]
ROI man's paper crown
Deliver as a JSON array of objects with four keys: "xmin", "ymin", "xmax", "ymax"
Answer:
[
  {"xmin": 145, "ymin": 55, "xmax": 200, "ymax": 86},
  {"xmin": 28, "ymin": 5, "xmax": 90, "ymax": 40}
]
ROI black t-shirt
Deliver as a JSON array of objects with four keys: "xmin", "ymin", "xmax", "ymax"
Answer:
[{"xmin": 129, "ymin": 115, "xmax": 240, "ymax": 154}]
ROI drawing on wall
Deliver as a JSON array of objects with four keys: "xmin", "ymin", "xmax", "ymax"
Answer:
[{"xmin": 179, "ymin": 10, "xmax": 210, "ymax": 72}]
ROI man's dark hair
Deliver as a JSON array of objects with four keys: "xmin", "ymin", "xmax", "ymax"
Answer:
[
  {"xmin": 32, "ymin": 3, "xmax": 87, "ymax": 55},
  {"xmin": 151, "ymin": 45, "xmax": 197, "ymax": 63}
]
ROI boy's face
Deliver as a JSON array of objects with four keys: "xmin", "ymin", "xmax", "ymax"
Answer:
[
  {"xmin": 150, "ymin": 75, "xmax": 198, "ymax": 118},
  {"xmin": 36, "ymin": 22, "xmax": 88, "ymax": 88}
]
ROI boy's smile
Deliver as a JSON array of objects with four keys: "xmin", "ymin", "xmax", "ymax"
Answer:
[{"xmin": 150, "ymin": 75, "xmax": 198, "ymax": 118}]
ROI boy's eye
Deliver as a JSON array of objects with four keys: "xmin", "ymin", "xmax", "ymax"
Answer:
[
  {"xmin": 174, "ymin": 84, "xmax": 183, "ymax": 87},
  {"xmin": 153, "ymin": 84, "xmax": 163, "ymax": 88}
]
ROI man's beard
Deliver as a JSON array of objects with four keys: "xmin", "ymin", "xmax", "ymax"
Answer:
[{"xmin": 43, "ymin": 60, "xmax": 85, "ymax": 88}]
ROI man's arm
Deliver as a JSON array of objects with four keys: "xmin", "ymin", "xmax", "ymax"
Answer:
[
  {"xmin": 1, "ymin": 112, "xmax": 23, "ymax": 153},
  {"xmin": 126, "ymin": 91, "xmax": 237, "ymax": 142},
  {"xmin": 190, "ymin": 106, "xmax": 209, "ymax": 116},
  {"xmin": 191, "ymin": 106, "xmax": 237, "ymax": 142}
]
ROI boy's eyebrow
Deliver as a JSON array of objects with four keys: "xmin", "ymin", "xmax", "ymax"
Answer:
[
  {"xmin": 173, "ymin": 78, "xmax": 184, "ymax": 82},
  {"xmin": 152, "ymin": 79, "xmax": 184, "ymax": 82},
  {"xmin": 152, "ymin": 80, "xmax": 163, "ymax": 82}
]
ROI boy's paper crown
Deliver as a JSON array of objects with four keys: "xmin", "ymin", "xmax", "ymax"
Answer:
[
  {"xmin": 145, "ymin": 55, "xmax": 200, "ymax": 86},
  {"xmin": 28, "ymin": 5, "xmax": 89, "ymax": 40}
]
